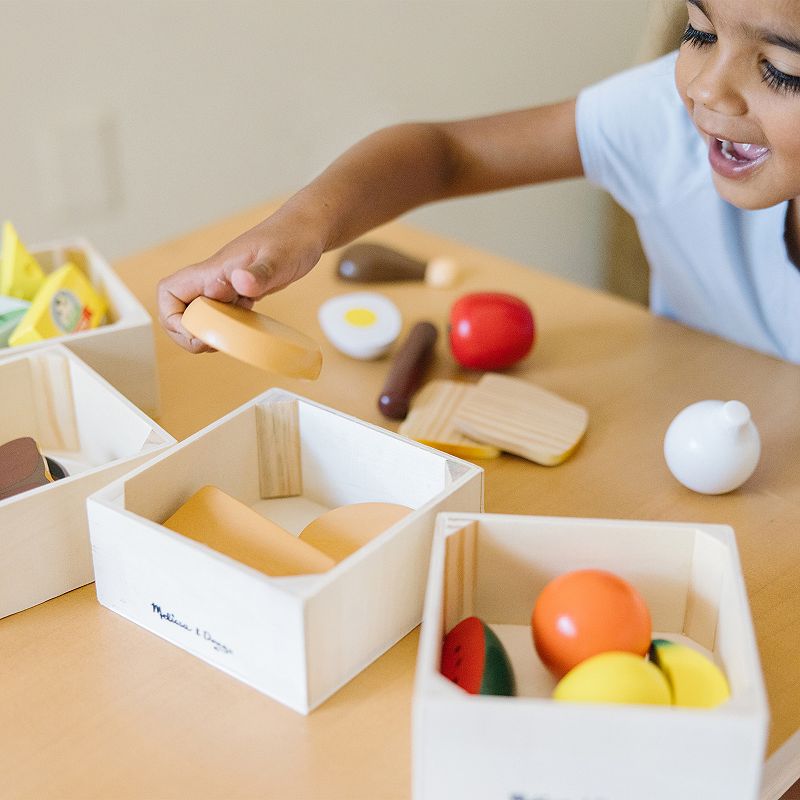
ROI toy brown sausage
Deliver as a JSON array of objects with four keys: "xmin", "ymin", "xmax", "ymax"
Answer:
[{"xmin": 378, "ymin": 321, "xmax": 438, "ymax": 420}]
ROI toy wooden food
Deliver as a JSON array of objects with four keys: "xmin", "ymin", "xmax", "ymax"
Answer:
[
  {"xmin": 377, "ymin": 321, "xmax": 438, "ymax": 420},
  {"xmin": 452, "ymin": 373, "xmax": 588, "ymax": 465},
  {"xmin": 532, "ymin": 569, "xmax": 652, "ymax": 679},
  {"xmin": 553, "ymin": 652, "xmax": 671, "ymax": 706},
  {"xmin": 0, "ymin": 298, "xmax": 30, "ymax": 348},
  {"xmin": 397, "ymin": 379, "xmax": 500, "ymax": 459},
  {"xmin": 649, "ymin": 639, "xmax": 730, "ymax": 708},
  {"xmin": 317, "ymin": 291, "xmax": 401, "ymax": 360},
  {"xmin": 0, "ymin": 437, "xmax": 55, "ymax": 501},
  {"xmin": 336, "ymin": 242, "xmax": 460, "ymax": 289},
  {"xmin": 298, "ymin": 502, "xmax": 412, "ymax": 562},
  {"xmin": 9, "ymin": 263, "xmax": 107, "ymax": 346},
  {"xmin": 0, "ymin": 221, "xmax": 45, "ymax": 300},
  {"xmin": 182, "ymin": 297, "xmax": 322, "ymax": 379},
  {"xmin": 663, "ymin": 400, "xmax": 760, "ymax": 494},
  {"xmin": 440, "ymin": 616, "xmax": 515, "ymax": 696},
  {"xmin": 162, "ymin": 485, "xmax": 335, "ymax": 576}
]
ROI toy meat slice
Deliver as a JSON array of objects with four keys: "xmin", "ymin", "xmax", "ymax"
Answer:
[
  {"xmin": 397, "ymin": 379, "xmax": 500, "ymax": 460},
  {"xmin": 0, "ymin": 437, "xmax": 54, "ymax": 500},
  {"xmin": 452, "ymin": 373, "xmax": 588, "ymax": 465}
]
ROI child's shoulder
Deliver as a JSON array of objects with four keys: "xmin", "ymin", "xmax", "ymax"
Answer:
[{"xmin": 576, "ymin": 51, "xmax": 706, "ymax": 213}]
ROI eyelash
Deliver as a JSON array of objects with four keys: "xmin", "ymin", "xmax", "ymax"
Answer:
[{"xmin": 680, "ymin": 23, "xmax": 800, "ymax": 96}]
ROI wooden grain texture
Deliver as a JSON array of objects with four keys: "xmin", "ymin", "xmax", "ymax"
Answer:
[
  {"xmin": 256, "ymin": 397, "xmax": 302, "ymax": 498},
  {"xmin": 397, "ymin": 379, "xmax": 500, "ymax": 459},
  {"xmin": 2, "ymin": 200, "xmax": 800, "ymax": 799},
  {"xmin": 452, "ymin": 372, "xmax": 589, "ymax": 465}
]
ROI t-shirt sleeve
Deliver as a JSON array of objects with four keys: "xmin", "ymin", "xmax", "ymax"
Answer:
[{"xmin": 575, "ymin": 52, "xmax": 686, "ymax": 216}]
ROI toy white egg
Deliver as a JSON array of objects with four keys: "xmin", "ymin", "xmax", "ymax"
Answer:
[
  {"xmin": 663, "ymin": 400, "xmax": 760, "ymax": 494},
  {"xmin": 317, "ymin": 292, "xmax": 402, "ymax": 360}
]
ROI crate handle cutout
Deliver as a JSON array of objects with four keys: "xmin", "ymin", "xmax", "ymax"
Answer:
[
  {"xmin": 256, "ymin": 397, "xmax": 302, "ymax": 499},
  {"xmin": 444, "ymin": 519, "xmax": 478, "ymax": 632}
]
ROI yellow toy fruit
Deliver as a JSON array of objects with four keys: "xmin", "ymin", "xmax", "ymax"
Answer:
[
  {"xmin": 649, "ymin": 639, "xmax": 730, "ymax": 708},
  {"xmin": 553, "ymin": 651, "xmax": 671, "ymax": 706}
]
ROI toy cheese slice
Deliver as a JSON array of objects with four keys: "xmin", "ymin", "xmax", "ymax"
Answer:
[
  {"xmin": 162, "ymin": 485, "xmax": 335, "ymax": 576},
  {"xmin": 0, "ymin": 222, "xmax": 45, "ymax": 300},
  {"xmin": 299, "ymin": 502, "xmax": 412, "ymax": 562},
  {"xmin": 182, "ymin": 297, "xmax": 322, "ymax": 379},
  {"xmin": 9, "ymin": 263, "xmax": 107, "ymax": 346},
  {"xmin": 452, "ymin": 373, "xmax": 588, "ymax": 465},
  {"xmin": 397, "ymin": 380, "xmax": 500, "ymax": 459}
]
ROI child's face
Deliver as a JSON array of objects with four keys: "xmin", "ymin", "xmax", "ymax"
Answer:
[{"xmin": 675, "ymin": 0, "xmax": 800, "ymax": 210}]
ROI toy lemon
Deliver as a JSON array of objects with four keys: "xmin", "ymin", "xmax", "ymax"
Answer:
[
  {"xmin": 9, "ymin": 262, "xmax": 106, "ymax": 346},
  {"xmin": 553, "ymin": 651, "xmax": 671, "ymax": 706},
  {"xmin": 649, "ymin": 639, "xmax": 730, "ymax": 708}
]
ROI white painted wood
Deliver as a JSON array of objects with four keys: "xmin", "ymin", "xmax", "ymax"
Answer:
[
  {"xmin": 0, "ymin": 237, "xmax": 160, "ymax": 416},
  {"xmin": 762, "ymin": 729, "xmax": 800, "ymax": 800},
  {"xmin": 0, "ymin": 345, "xmax": 174, "ymax": 619},
  {"xmin": 88, "ymin": 388, "xmax": 483, "ymax": 713},
  {"xmin": 414, "ymin": 513, "xmax": 769, "ymax": 800}
]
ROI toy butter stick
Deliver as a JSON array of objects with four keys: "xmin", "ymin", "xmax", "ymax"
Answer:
[
  {"xmin": 336, "ymin": 242, "xmax": 460, "ymax": 289},
  {"xmin": 378, "ymin": 321, "xmax": 438, "ymax": 420}
]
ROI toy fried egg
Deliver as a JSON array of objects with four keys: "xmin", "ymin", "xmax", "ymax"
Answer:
[{"xmin": 318, "ymin": 292, "xmax": 402, "ymax": 360}]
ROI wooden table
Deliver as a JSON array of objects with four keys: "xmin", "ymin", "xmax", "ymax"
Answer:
[{"xmin": 2, "ymin": 202, "xmax": 799, "ymax": 800}]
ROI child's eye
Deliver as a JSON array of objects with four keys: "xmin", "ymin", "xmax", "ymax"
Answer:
[
  {"xmin": 761, "ymin": 61, "xmax": 800, "ymax": 96},
  {"xmin": 680, "ymin": 23, "xmax": 717, "ymax": 48}
]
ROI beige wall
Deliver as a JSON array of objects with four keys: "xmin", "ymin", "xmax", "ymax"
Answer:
[{"xmin": 3, "ymin": 1, "xmax": 659, "ymax": 289}]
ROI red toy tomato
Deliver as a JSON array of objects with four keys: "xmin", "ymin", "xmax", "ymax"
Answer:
[
  {"xmin": 449, "ymin": 292, "xmax": 535, "ymax": 370},
  {"xmin": 531, "ymin": 569, "xmax": 652, "ymax": 680}
]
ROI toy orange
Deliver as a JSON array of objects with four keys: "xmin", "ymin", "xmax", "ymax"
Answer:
[{"xmin": 531, "ymin": 569, "xmax": 651, "ymax": 679}]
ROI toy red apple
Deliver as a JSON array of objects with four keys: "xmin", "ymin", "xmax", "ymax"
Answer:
[{"xmin": 449, "ymin": 292, "xmax": 535, "ymax": 370}]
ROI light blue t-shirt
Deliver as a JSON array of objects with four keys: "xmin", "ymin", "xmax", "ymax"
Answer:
[{"xmin": 576, "ymin": 51, "xmax": 800, "ymax": 363}]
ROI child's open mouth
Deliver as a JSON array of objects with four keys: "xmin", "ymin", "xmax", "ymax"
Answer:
[{"xmin": 708, "ymin": 136, "xmax": 770, "ymax": 179}]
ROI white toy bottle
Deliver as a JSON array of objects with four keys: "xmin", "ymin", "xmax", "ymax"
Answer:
[{"xmin": 663, "ymin": 400, "xmax": 761, "ymax": 495}]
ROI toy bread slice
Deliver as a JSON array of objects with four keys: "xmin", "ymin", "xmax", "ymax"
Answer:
[
  {"xmin": 162, "ymin": 485, "xmax": 335, "ymax": 576},
  {"xmin": 452, "ymin": 373, "xmax": 588, "ymax": 466},
  {"xmin": 0, "ymin": 437, "xmax": 53, "ymax": 501},
  {"xmin": 397, "ymin": 380, "xmax": 500, "ymax": 459},
  {"xmin": 182, "ymin": 297, "xmax": 322, "ymax": 380},
  {"xmin": 299, "ymin": 502, "xmax": 412, "ymax": 562}
]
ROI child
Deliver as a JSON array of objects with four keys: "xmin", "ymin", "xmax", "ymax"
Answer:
[{"xmin": 158, "ymin": 0, "xmax": 800, "ymax": 364}]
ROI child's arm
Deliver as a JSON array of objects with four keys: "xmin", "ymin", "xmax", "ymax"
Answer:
[{"xmin": 158, "ymin": 99, "xmax": 581, "ymax": 352}]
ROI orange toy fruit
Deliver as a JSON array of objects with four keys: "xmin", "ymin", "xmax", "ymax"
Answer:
[{"xmin": 531, "ymin": 569, "xmax": 651, "ymax": 679}]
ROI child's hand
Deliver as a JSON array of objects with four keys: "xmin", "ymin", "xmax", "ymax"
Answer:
[{"xmin": 157, "ymin": 219, "xmax": 321, "ymax": 352}]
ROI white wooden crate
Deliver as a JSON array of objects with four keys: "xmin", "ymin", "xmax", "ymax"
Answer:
[
  {"xmin": 414, "ymin": 513, "xmax": 768, "ymax": 800},
  {"xmin": 0, "ymin": 345, "xmax": 174, "ymax": 619},
  {"xmin": 87, "ymin": 388, "xmax": 484, "ymax": 714},
  {"xmin": 0, "ymin": 236, "xmax": 160, "ymax": 416}
]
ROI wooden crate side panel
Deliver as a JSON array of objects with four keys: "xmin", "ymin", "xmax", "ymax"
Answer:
[
  {"xmin": 123, "ymin": 406, "xmax": 260, "ymax": 523},
  {"xmin": 68, "ymin": 356, "xmax": 160, "ymax": 463},
  {"xmin": 0, "ymin": 447, "xmax": 168, "ymax": 618},
  {"xmin": 297, "ymin": 401, "xmax": 450, "ymax": 509},
  {"xmin": 88, "ymin": 500, "xmax": 311, "ymax": 713},
  {"xmin": 256, "ymin": 398, "xmax": 302, "ymax": 498},
  {"xmin": 414, "ymin": 695, "xmax": 762, "ymax": 800},
  {"xmin": 471, "ymin": 517, "xmax": 695, "ymax": 629},
  {"xmin": 443, "ymin": 521, "xmax": 477, "ymax": 632},
  {"xmin": 0, "ymin": 358, "xmax": 40, "ymax": 443},
  {"xmin": 65, "ymin": 323, "xmax": 160, "ymax": 417}
]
